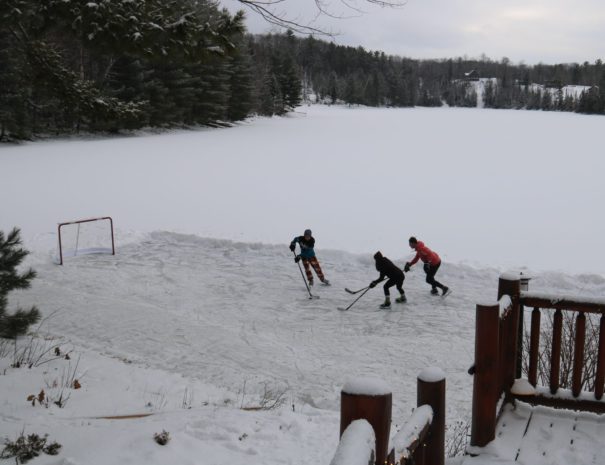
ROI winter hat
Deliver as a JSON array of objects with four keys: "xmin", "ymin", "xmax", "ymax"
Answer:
[
  {"xmin": 374, "ymin": 251, "xmax": 383, "ymax": 260},
  {"xmin": 304, "ymin": 229, "xmax": 312, "ymax": 236},
  {"xmin": 408, "ymin": 236, "xmax": 418, "ymax": 245}
]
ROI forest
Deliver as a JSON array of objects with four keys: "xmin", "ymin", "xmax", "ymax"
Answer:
[{"xmin": 1, "ymin": 0, "xmax": 604, "ymax": 141}]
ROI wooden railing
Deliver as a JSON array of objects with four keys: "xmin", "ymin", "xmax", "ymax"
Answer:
[
  {"xmin": 470, "ymin": 275, "xmax": 605, "ymax": 447},
  {"xmin": 330, "ymin": 369, "xmax": 445, "ymax": 465},
  {"xmin": 518, "ymin": 290, "xmax": 605, "ymax": 412}
]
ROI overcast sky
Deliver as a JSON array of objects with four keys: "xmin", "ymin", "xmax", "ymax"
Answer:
[{"xmin": 219, "ymin": 0, "xmax": 605, "ymax": 65}]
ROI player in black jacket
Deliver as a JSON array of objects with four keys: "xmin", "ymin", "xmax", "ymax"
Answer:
[{"xmin": 369, "ymin": 251, "xmax": 406, "ymax": 308}]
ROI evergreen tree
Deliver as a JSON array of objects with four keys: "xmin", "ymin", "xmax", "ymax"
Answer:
[
  {"xmin": 227, "ymin": 40, "xmax": 255, "ymax": 121},
  {"xmin": 278, "ymin": 55, "xmax": 302, "ymax": 110},
  {"xmin": 193, "ymin": 57, "xmax": 232, "ymax": 124},
  {"xmin": 258, "ymin": 69, "xmax": 276, "ymax": 116},
  {"xmin": 0, "ymin": 29, "xmax": 31, "ymax": 140},
  {"xmin": 0, "ymin": 228, "xmax": 40, "ymax": 339}
]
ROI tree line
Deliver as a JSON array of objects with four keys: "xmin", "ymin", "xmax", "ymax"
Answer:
[
  {"xmin": 293, "ymin": 36, "xmax": 605, "ymax": 113},
  {"xmin": 0, "ymin": 0, "xmax": 301, "ymax": 141},
  {"xmin": 1, "ymin": 1, "xmax": 604, "ymax": 141}
]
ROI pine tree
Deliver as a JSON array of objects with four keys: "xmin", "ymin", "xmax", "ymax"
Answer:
[
  {"xmin": 278, "ymin": 55, "xmax": 302, "ymax": 110},
  {"xmin": 227, "ymin": 40, "xmax": 255, "ymax": 121},
  {"xmin": 0, "ymin": 228, "xmax": 40, "ymax": 339},
  {"xmin": 0, "ymin": 29, "xmax": 31, "ymax": 140}
]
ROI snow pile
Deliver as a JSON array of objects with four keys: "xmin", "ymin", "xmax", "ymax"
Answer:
[{"xmin": 510, "ymin": 378, "xmax": 536, "ymax": 396}]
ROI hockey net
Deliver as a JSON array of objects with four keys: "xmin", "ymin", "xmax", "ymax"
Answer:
[{"xmin": 55, "ymin": 217, "xmax": 115, "ymax": 265}]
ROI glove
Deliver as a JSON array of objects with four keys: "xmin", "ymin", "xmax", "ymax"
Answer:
[
  {"xmin": 289, "ymin": 244, "xmax": 296, "ymax": 252},
  {"xmin": 294, "ymin": 255, "xmax": 301, "ymax": 263},
  {"xmin": 404, "ymin": 262, "xmax": 411, "ymax": 273},
  {"xmin": 369, "ymin": 281, "xmax": 377, "ymax": 288}
]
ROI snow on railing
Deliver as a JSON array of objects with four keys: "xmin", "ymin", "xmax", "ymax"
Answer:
[
  {"xmin": 391, "ymin": 405, "xmax": 433, "ymax": 463},
  {"xmin": 329, "ymin": 419, "xmax": 375, "ymax": 465},
  {"xmin": 334, "ymin": 371, "xmax": 445, "ymax": 465}
]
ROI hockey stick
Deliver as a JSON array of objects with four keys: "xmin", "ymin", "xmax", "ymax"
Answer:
[
  {"xmin": 345, "ymin": 286, "xmax": 370, "ymax": 295},
  {"xmin": 293, "ymin": 251, "xmax": 318, "ymax": 299},
  {"xmin": 338, "ymin": 286, "xmax": 372, "ymax": 311}
]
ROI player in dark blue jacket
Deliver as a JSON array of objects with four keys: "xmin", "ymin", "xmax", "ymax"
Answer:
[{"xmin": 290, "ymin": 229, "xmax": 330, "ymax": 286}]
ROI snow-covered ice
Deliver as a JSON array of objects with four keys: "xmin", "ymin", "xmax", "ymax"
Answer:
[{"xmin": 1, "ymin": 106, "xmax": 605, "ymax": 464}]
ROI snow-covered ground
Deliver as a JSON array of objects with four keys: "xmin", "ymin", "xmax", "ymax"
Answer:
[{"xmin": 1, "ymin": 106, "xmax": 605, "ymax": 464}]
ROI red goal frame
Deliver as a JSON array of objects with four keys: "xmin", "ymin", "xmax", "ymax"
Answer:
[{"xmin": 57, "ymin": 216, "xmax": 115, "ymax": 265}]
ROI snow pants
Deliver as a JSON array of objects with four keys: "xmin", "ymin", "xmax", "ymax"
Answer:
[{"xmin": 302, "ymin": 257, "xmax": 325, "ymax": 283}]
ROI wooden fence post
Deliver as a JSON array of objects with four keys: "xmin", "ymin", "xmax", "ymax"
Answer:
[
  {"xmin": 497, "ymin": 275, "xmax": 521, "ymax": 386},
  {"xmin": 417, "ymin": 368, "xmax": 445, "ymax": 465},
  {"xmin": 341, "ymin": 378, "xmax": 392, "ymax": 465},
  {"xmin": 471, "ymin": 303, "xmax": 500, "ymax": 447}
]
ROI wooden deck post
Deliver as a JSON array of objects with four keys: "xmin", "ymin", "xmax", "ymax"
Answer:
[
  {"xmin": 595, "ymin": 315, "xmax": 605, "ymax": 400},
  {"xmin": 528, "ymin": 308, "xmax": 541, "ymax": 386},
  {"xmin": 471, "ymin": 303, "xmax": 500, "ymax": 447},
  {"xmin": 550, "ymin": 309, "xmax": 563, "ymax": 394},
  {"xmin": 341, "ymin": 378, "xmax": 392, "ymax": 465},
  {"xmin": 572, "ymin": 312, "xmax": 586, "ymax": 397},
  {"xmin": 417, "ymin": 368, "xmax": 445, "ymax": 465},
  {"xmin": 497, "ymin": 276, "xmax": 521, "ymax": 386}
]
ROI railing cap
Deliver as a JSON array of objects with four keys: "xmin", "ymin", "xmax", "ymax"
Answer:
[
  {"xmin": 418, "ymin": 367, "xmax": 446, "ymax": 383},
  {"xmin": 342, "ymin": 376, "xmax": 392, "ymax": 396}
]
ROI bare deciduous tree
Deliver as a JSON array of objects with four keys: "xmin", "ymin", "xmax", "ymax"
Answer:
[{"xmin": 235, "ymin": 0, "xmax": 407, "ymax": 35}]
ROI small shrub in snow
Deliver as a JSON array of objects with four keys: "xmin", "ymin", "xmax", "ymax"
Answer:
[
  {"xmin": 153, "ymin": 430, "xmax": 170, "ymax": 446},
  {"xmin": 445, "ymin": 419, "xmax": 470, "ymax": 458},
  {"xmin": 0, "ymin": 432, "xmax": 61, "ymax": 463},
  {"xmin": 26, "ymin": 390, "xmax": 46, "ymax": 407},
  {"xmin": 522, "ymin": 310, "xmax": 600, "ymax": 391},
  {"xmin": 240, "ymin": 381, "xmax": 288, "ymax": 411},
  {"xmin": 10, "ymin": 332, "xmax": 71, "ymax": 369}
]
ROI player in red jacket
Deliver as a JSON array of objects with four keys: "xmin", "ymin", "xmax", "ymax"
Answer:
[{"xmin": 404, "ymin": 237, "xmax": 450, "ymax": 296}]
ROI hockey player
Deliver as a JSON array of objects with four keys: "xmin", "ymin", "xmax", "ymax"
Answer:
[
  {"xmin": 289, "ymin": 229, "xmax": 330, "ymax": 286},
  {"xmin": 370, "ymin": 251, "xmax": 406, "ymax": 308},
  {"xmin": 404, "ymin": 237, "xmax": 450, "ymax": 296}
]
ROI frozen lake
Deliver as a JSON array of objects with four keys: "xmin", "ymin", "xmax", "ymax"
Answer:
[{"xmin": 1, "ymin": 105, "xmax": 604, "ymax": 274}]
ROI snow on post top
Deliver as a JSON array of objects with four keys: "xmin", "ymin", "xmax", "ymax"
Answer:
[
  {"xmin": 342, "ymin": 377, "xmax": 392, "ymax": 396},
  {"xmin": 499, "ymin": 272, "xmax": 521, "ymax": 281},
  {"xmin": 330, "ymin": 419, "xmax": 375, "ymax": 465},
  {"xmin": 418, "ymin": 367, "xmax": 445, "ymax": 383}
]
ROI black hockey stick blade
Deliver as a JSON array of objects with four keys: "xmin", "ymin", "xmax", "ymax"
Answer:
[{"xmin": 345, "ymin": 286, "xmax": 368, "ymax": 295}]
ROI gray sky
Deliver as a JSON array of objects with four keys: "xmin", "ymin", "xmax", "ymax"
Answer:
[{"xmin": 219, "ymin": 0, "xmax": 605, "ymax": 64}]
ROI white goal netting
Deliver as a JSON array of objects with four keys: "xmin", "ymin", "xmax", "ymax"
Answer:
[{"xmin": 55, "ymin": 217, "xmax": 115, "ymax": 265}]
